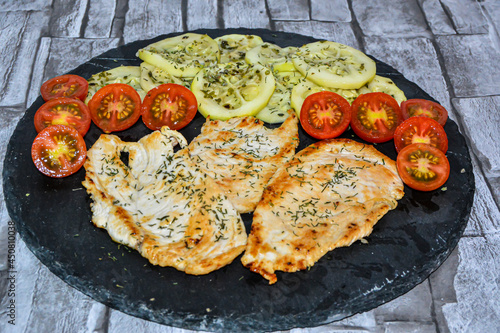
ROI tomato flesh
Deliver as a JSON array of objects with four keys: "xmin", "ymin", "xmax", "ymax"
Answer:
[
  {"xmin": 34, "ymin": 97, "xmax": 91, "ymax": 136},
  {"xmin": 41, "ymin": 74, "xmax": 89, "ymax": 102},
  {"xmin": 350, "ymin": 92, "xmax": 403, "ymax": 143},
  {"xmin": 31, "ymin": 125, "xmax": 87, "ymax": 178},
  {"xmin": 88, "ymin": 83, "xmax": 142, "ymax": 133},
  {"xmin": 300, "ymin": 91, "xmax": 351, "ymax": 140},
  {"xmin": 397, "ymin": 143, "xmax": 450, "ymax": 191},
  {"xmin": 141, "ymin": 83, "xmax": 198, "ymax": 131},
  {"xmin": 394, "ymin": 117, "xmax": 448, "ymax": 153},
  {"xmin": 401, "ymin": 99, "xmax": 448, "ymax": 126}
]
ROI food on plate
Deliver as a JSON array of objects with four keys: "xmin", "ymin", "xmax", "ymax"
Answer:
[
  {"xmin": 366, "ymin": 75, "xmax": 407, "ymax": 104},
  {"xmin": 300, "ymin": 91, "xmax": 351, "ymax": 139},
  {"xmin": 241, "ymin": 139, "xmax": 404, "ymax": 284},
  {"xmin": 137, "ymin": 33, "xmax": 220, "ymax": 78},
  {"xmin": 292, "ymin": 41, "xmax": 376, "ymax": 89},
  {"xmin": 88, "ymin": 83, "xmax": 142, "ymax": 133},
  {"xmin": 396, "ymin": 143, "xmax": 450, "ymax": 191},
  {"xmin": 255, "ymin": 71, "xmax": 303, "ymax": 123},
  {"xmin": 191, "ymin": 62, "xmax": 275, "ymax": 120},
  {"xmin": 350, "ymin": 92, "xmax": 403, "ymax": 143},
  {"xmin": 187, "ymin": 111, "xmax": 299, "ymax": 214},
  {"xmin": 141, "ymin": 83, "xmax": 197, "ymax": 131},
  {"xmin": 401, "ymin": 99, "xmax": 449, "ymax": 126},
  {"xmin": 82, "ymin": 127, "xmax": 247, "ymax": 274},
  {"xmin": 215, "ymin": 34, "xmax": 264, "ymax": 63},
  {"xmin": 41, "ymin": 74, "xmax": 89, "ymax": 102},
  {"xmin": 32, "ymin": 125, "xmax": 87, "ymax": 178},
  {"xmin": 394, "ymin": 117, "xmax": 448, "ymax": 153},
  {"xmin": 139, "ymin": 62, "xmax": 191, "ymax": 92},
  {"xmin": 34, "ymin": 97, "xmax": 91, "ymax": 136},
  {"xmin": 85, "ymin": 66, "xmax": 146, "ymax": 103},
  {"xmin": 245, "ymin": 42, "xmax": 298, "ymax": 72}
]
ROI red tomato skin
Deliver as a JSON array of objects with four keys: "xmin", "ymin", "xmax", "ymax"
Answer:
[
  {"xmin": 40, "ymin": 74, "xmax": 89, "ymax": 102},
  {"xmin": 396, "ymin": 143, "xmax": 450, "ymax": 192},
  {"xmin": 31, "ymin": 125, "xmax": 87, "ymax": 178},
  {"xmin": 350, "ymin": 92, "xmax": 403, "ymax": 143},
  {"xmin": 141, "ymin": 84, "xmax": 198, "ymax": 131},
  {"xmin": 299, "ymin": 91, "xmax": 351, "ymax": 140},
  {"xmin": 34, "ymin": 97, "xmax": 91, "ymax": 136},
  {"xmin": 401, "ymin": 99, "xmax": 448, "ymax": 126},
  {"xmin": 394, "ymin": 117, "xmax": 448, "ymax": 154},
  {"xmin": 88, "ymin": 83, "xmax": 142, "ymax": 133}
]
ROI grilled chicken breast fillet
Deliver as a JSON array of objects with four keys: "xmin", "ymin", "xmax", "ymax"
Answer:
[
  {"xmin": 187, "ymin": 111, "xmax": 299, "ymax": 214},
  {"xmin": 82, "ymin": 128, "xmax": 247, "ymax": 275},
  {"xmin": 241, "ymin": 139, "xmax": 404, "ymax": 284}
]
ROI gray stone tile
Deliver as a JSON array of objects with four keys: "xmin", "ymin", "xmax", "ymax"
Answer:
[
  {"xmin": 483, "ymin": 0, "xmax": 500, "ymax": 35},
  {"xmin": 0, "ymin": 11, "xmax": 49, "ymax": 107},
  {"xmin": 311, "ymin": 0, "xmax": 351, "ymax": 22},
  {"xmin": 364, "ymin": 37, "xmax": 452, "ymax": 113},
  {"xmin": 186, "ymin": 0, "xmax": 218, "ymax": 30},
  {"xmin": 49, "ymin": 0, "xmax": 87, "ymax": 37},
  {"xmin": 384, "ymin": 321, "xmax": 436, "ymax": 333},
  {"xmin": 452, "ymin": 96, "xmax": 500, "ymax": 173},
  {"xmin": 433, "ymin": 300, "xmax": 452, "ymax": 333},
  {"xmin": 268, "ymin": 0, "xmax": 309, "ymax": 21},
  {"xmin": 223, "ymin": 0, "xmax": 270, "ymax": 29},
  {"xmin": 352, "ymin": 0, "xmax": 429, "ymax": 37},
  {"xmin": 84, "ymin": 0, "xmax": 116, "ymax": 38},
  {"xmin": 108, "ymin": 308, "xmax": 197, "ymax": 332},
  {"xmin": 487, "ymin": 176, "xmax": 500, "ymax": 208},
  {"xmin": 0, "ymin": 0, "xmax": 50, "ymax": 11},
  {"xmin": 418, "ymin": 0, "xmax": 456, "ymax": 35},
  {"xmin": 428, "ymin": 247, "xmax": 458, "ymax": 303},
  {"xmin": 373, "ymin": 280, "xmax": 433, "ymax": 322},
  {"xmin": 442, "ymin": 234, "xmax": 500, "ymax": 332},
  {"xmin": 274, "ymin": 21, "xmax": 360, "ymax": 49},
  {"xmin": 440, "ymin": 0, "xmax": 489, "ymax": 35},
  {"xmin": 26, "ymin": 38, "xmax": 51, "ymax": 107},
  {"xmin": 436, "ymin": 34, "xmax": 500, "ymax": 98},
  {"xmin": 289, "ymin": 311, "xmax": 377, "ymax": 332},
  {"xmin": 124, "ymin": 0, "xmax": 183, "ymax": 44}
]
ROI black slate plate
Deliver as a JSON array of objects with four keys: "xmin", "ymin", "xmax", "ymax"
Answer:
[{"xmin": 3, "ymin": 29, "xmax": 474, "ymax": 332}]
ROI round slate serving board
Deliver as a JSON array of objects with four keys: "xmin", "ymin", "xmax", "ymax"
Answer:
[{"xmin": 3, "ymin": 29, "xmax": 474, "ymax": 332}]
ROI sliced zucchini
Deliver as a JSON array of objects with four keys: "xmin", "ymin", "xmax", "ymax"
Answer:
[
  {"xmin": 290, "ymin": 79, "xmax": 370, "ymax": 115},
  {"xmin": 292, "ymin": 41, "xmax": 376, "ymax": 89},
  {"xmin": 215, "ymin": 34, "xmax": 264, "ymax": 63},
  {"xmin": 245, "ymin": 42, "xmax": 298, "ymax": 72},
  {"xmin": 191, "ymin": 62, "xmax": 276, "ymax": 120},
  {"xmin": 139, "ymin": 62, "xmax": 192, "ymax": 92},
  {"xmin": 255, "ymin": 71, "xmax": 303, "ymax": 123},
  {"xmin": 85, "ymin": 66, "xmax": 146, "ymax": 104},
  {"xmin": 137, "ymin": 33, "xmax": 220, "ymax": 78},
  {"xmin": 366, "ymin": 75, "xmax": 407, "ymax": 104}
]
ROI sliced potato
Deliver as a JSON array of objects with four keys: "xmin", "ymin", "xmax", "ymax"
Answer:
[
  {"xmin": 85, "ymin": 66, "xmax": 146, "ymax": 103},
  {"xmin": 255, "ymin": 71, "xmax": 303, "ymax": 123},
  {"xmin": 139, "ymin": 62, "xmax": 192, "ymax": 92},
  {"xmin": 290, "ymin": 79, "xmax": 370, "ymax": 115},
  {"xmin": 245, "ymin": 42, "xmax": 298, "ymax": 72},
  {"xmin": 292, "ymin": 41, "xmax": 376, "ymax": 89},
  {"xmin": 137, "ymin": 33, "xmax": 220, "ymax": 78},
  {"xmin": 191, "ymin": 62, "xmax": 275, "ymax": 120},
  {"xmin": 215, "ymin": 34, "xmax": 264, "ymax": 63},
  {"xmin": 366, "ymin": 75, "xmax": 407, "ymax": 104}
]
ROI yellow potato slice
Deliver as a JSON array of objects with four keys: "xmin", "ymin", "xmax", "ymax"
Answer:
[
  {"xmin": 191, "ymin": 62, "xmax": 276, "ymax": 120},
  {"xmin": 85, "ymin": 66, "xmax": 146, "ymax": 103},
  {"xmin": 366, "ymin": 75, "xmax": 407, "ymax": 104},
  {"xmin": 245, "ymin": 42, "xmax": 298, "ymax": 72},
  {"xmin": 137, "ymin": 33, "xmax": 220, "ymax": 78},
  {"xmin": 292, "ymin": 41, "xmax": 376, "ymax": 89},
  {"xmin": 139, "ymin": 62, "xmax": 192, "ymax": 92},
  {"xmin": 215, "ymin": 34, "xmax": 264, "ymax": 63}
]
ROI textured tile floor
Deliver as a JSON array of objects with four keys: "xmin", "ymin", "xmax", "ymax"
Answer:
[{"xmin": 0, "ymin": 0, "xmax": 499, "ymax": 332}]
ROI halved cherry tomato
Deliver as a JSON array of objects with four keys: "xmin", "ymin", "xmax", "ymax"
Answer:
[
  {"xmin": 394, "ymin": 117, "xmax": 448, "ymax": 153},
  {"xmin": 141, "ymin": 83, "xmax": 198, "ymax": 131},
  {"xmin": 350, "ymin": 92, "xmax": 403, "ymax": 143},
  {"xmin": 31, "ymin": 125, "xmax": 87, "ymax": 178},
  {"xmin": 34, "ymin": 97, "xmax": 91, "ymax": 136},
  {"xmin": 397, "ymin": 143, "xmax": 450, "ymax": 192},
  {"xmin": 401, "ymin": 99, "xmax": 448, "ymax": 126},
  {"xmin": 88, "ymin": 83, "xmax": 142, "ymax": 133},
  {"xmin": 41, "ymin": 74, "xmax": 89, "ymax": 102},
  {"xmin": 299, "ymin": 91, "xmax": 351, "ymax": 140}
]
